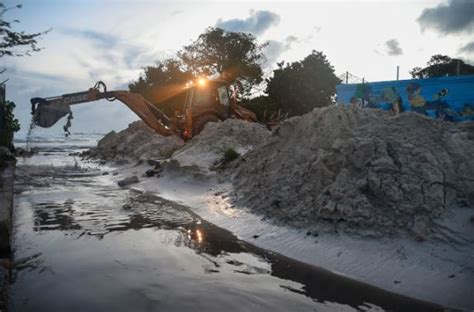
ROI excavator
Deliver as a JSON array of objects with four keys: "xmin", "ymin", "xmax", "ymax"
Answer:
[{"xmin": 30, "ymin": 78, "xmax": 257, "ymax": 140}]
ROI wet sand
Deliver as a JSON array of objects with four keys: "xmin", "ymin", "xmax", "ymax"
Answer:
[{"xmin": 10, "ymin": 136, "xmax": 449, "ymax": 311}]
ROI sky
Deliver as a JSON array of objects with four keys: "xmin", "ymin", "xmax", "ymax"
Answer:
[{"xmin": 2, "ymin": 0, "xmax": 474, "ymax": 138}]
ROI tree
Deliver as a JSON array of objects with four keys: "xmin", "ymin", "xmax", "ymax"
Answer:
[
  {"xmin": 266, "ymin": 50, "xmax": 340, "ymax": 116},
  {"xmin": 0, "ymin": 3, "xmax": 48, "ymax": 57},
  {"xmin": 129, "ymin": 58, "xmax": 192, "ymax": 96},
  {"xmin": 129, "ymin": 58, "xmax": 193, "ymax": 116},
  {"xmin": 0, "ymin": 2, "xmax": 48, "ymax": 152},
  {"xmin": 178, "ymin": 27, "xmax": 266, "ymax": 96},
  {"xmin": 0, "ymin": 100, "xmax": 19, "ymax": 149},
  {"xmin": 410, "ymin": 54, "xmax": 474, "ymax": 79}
]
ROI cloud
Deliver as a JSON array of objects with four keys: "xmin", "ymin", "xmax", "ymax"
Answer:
[
  {"xmin": 417, "ymin": 0, "xmax": 474, "ymax": 35},
  {"xmin": 60, "ymin": 28, "xmax": 119, "ymax": 48},
  {"xmin": 264, "ymin": 36, "xmax": 299, "ymax": 67},
  {"xmin": 385, "ymin": 39, "xmax": 403, "ymax": 56},
  {"xmin": 59, "ymin": 27, "xmax": 156, "ymax": 87},
  {"xmin": 459, "ymin": 41, "xmax": 474, "ymax": 54},
  {"xmin": 216, "ymin": 10, "xmax": 280, "ymax": 35}
]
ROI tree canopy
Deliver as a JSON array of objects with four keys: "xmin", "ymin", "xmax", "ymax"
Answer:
[
  {"xmin": 179, "ymin": 27, "xmax": 265, "ymax": 95},
  {"xmin": 266, "ymin": 50, "xmax": 340, "ymax": 116},
  {"xmin": 130, "ymin": 27, "xmax": 266, "ymax": 100},
  {"xmin": 0, "ymin": 2, "xmax": 48, "ymax": 57},
  {"xmin": 129, "ymin": 58, "xmax": 192, "ymax": 100},
  {"xmin": 410, "ymin": 55, "xmax": 474, "ymax": 79},
  {"xmin": 129, "ymin": 58, "xmax": 193, "ymax": 116}
]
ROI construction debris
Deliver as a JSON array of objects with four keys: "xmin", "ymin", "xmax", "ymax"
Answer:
[
  {"xmin": 117, "ymin": 175, "xmax": 139, "ymax": 187},
  {"xmin": 230, "ymin": 105, "xmax": 474, "ymax": 237}
]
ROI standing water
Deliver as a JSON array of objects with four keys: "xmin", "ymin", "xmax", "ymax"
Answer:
[{"xmin": 9, "ymin": 134, "xmax": 445, "ymax": 312}]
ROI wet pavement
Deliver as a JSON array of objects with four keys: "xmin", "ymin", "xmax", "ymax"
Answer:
[{"xmin": 9, "ymin": 135, "xmax": 447, "ymax": 312}]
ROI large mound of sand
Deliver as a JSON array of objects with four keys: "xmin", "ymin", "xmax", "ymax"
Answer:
[
  {"xmin": 171, "ymin": 119, "xmax": 270, "ymax": 171},
  {"xmin": 89, "ymin": 121, "xmax": 183, "ymax": 162},
  {"xmin": 231, "ymin": 105, "xmax": 474, "ymax": 238}
]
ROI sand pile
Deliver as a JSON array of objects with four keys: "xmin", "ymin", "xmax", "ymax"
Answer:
[
  {"xmin": 231, "ymin": 105, "xmax": 474, "ymax": 238},
  {"xmin": 171, "ymin": 119, "xmax": 270, "ymax": 171},
  {"xmin": 88, "ymin": 121, "xmax": 183, "ymax": 162}
]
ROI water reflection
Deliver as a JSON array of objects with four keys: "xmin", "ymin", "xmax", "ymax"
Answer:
[
  {"xmin": 26, "ymin": 190, "xmax": 445, "ymax": 311},
  {"xmin": 33, "ymin": 202, "xmax": 81, "ymax": 231}
]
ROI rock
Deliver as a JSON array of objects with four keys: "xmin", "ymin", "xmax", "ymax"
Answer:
[
  {"xmin": 145, "ymin": 169, "xmax": 157, "ymax": 177},
  {"xmin": 122, "ymin": 204, "xmax": 132, "ymax": 210},
  {"xmin": 117, "ymin": 176, "xmax": 139, "ymax": 187},
  {"xmin": 147, "ymin": 159, "xmax": 161, "ymax": 167}
]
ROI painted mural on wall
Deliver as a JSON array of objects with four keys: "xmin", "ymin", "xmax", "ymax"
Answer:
[{"xmin": 336, "ymin": 75, "xmax": 474, "ymax": 122}]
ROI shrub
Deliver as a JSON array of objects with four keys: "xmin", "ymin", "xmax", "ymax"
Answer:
[
  {"xmin": 223, "ymin": 148, "xmax": 240, "ymax": 163},
  {"xmin": 0, "ymin": 100, "xmax": 20, "ymax": 151}
]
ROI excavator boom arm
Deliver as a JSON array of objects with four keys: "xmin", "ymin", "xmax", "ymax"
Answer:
[{"xmin": 30, "ymin": 81, "xmax": 173, "ymax": 136}]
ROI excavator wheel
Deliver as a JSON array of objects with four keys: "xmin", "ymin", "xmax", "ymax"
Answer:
[{"xmin": 192, "ymin": 114, "xmax": 220, "ymax": 137}]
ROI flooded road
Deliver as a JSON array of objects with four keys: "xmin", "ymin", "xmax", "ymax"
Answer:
[{"xmin": 9, "ymin": 135, "xmax": 445, "ymax": 311}]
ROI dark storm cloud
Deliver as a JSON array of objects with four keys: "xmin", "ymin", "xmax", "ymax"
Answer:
[
  {"xmin": 216, "ymin": 10, "xmax": 280, "ymax": 35},
  {"xmin": 418, "ymin": 0, "xmax": 474, "ymax": 34},
  {"xmin": 385, "ymin": 39, "xmax": 403, "ymax": 56},
  {"xmin": 459, "ymin": 41, "xmax": 474, "ymax": 54}
]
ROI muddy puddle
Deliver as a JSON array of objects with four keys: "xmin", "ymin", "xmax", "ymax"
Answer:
[{"xmin": 9, "ymin": 135, "xmax": 446, "ymax": 311}]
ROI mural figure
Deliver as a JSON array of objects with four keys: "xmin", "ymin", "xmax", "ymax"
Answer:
[
  {"xmin": 406, "ymin": 83, "xmax": 426, "ymax": 114},
  {"xmin": 381, "ymin": 87, "xmax": 404, "ymax": 115}
]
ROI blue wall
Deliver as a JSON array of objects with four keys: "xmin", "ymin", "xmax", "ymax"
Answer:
[{"xmin": 336, "ymin": 75, "xmax": 474, "ymax": 122}]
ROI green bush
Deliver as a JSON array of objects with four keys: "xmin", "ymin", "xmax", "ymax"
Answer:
[
  {"xmin": 223, "ymin": 148, "xmax": 240, "ymax": 163},
  {"xmin": 239, "ymin": 95, "xmax": 281, "ymax": 122},
  {"xmin": 0, "ymin": 100, "xmax": 20, "ymax": 151}
]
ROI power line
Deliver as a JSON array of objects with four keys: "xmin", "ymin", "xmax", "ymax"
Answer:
[{"xmin": 337, "ymin": 71, "xmax": 367, "ymax": 84}]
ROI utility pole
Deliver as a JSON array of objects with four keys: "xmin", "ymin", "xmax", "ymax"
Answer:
[
  {"xmin": 0, "ymin": 83, "xmax": 5, "ymax": 133},
  {"xmin": 345, "ymin": 71, "xmax": 349, "ymax": 84},
  {"xmin": 456, "ymin": 59, "xmax": 461, "ymax": 75}
]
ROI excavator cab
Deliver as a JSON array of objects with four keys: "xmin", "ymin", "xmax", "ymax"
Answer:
[
  {"xmin": 30, "ymin": 79, "xmax": 257, "ymax": 140},
  {"xmin": 182, "ymin": 79, "xmax": 233, "ymax": 138}
]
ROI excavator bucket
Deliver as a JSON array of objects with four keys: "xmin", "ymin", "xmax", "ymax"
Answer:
[{"xmin": 31, "ymin": 97, "xmax": 73, "ymax": 128}]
